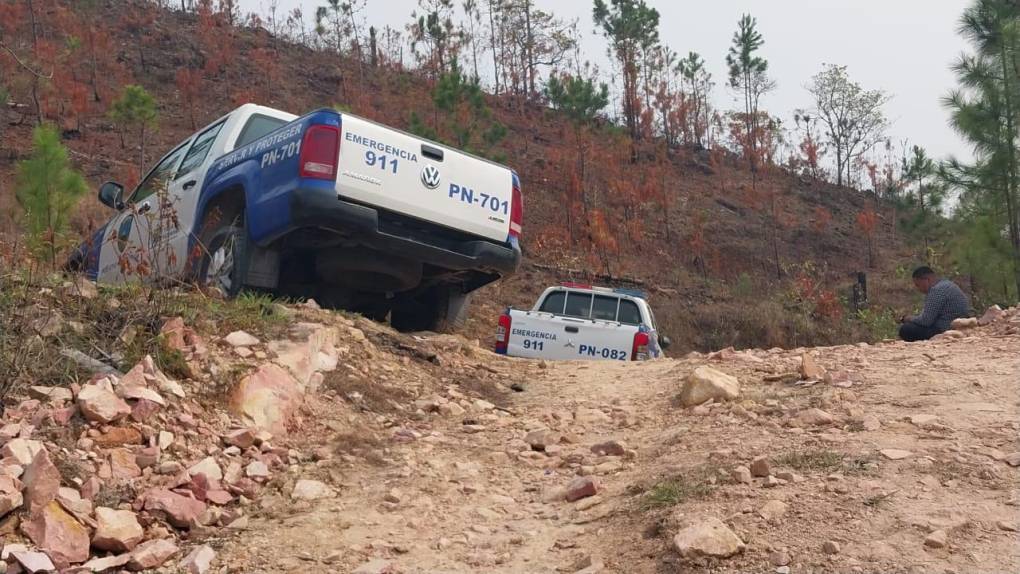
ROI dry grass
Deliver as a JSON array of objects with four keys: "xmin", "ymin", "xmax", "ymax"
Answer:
[
  {"xmin": 0, "ymin": 266, "xmax": 287, "ymax": 405},
  {"xmin": 639, "ymin": 465, "xmax": 721, "ymax": 510}
]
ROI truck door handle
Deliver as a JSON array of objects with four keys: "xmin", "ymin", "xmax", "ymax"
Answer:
[
  {"xmin": 565, "ymin": 326, "xmax": 579, "ymax": 333},
  {"xmin": 421, "ymin": 144, "xmax": 444, "ymax": 161},
  {"xmin": 182, "ymin": 180, "xmax": 197, "ymax": 190}
]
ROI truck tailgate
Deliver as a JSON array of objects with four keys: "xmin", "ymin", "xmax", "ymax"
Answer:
[
  {"xmin": 337, "ymin": 115, "xmax": 513, "ymax": 242},
  {"xmin": 507, "ymin": 310, "xmax": 638, "ymax": 361}
]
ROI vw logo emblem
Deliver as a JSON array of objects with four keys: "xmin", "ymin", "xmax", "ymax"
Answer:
[{"xmin": 421, "ymin": 165, "xmax": 441, "ymax": 189}]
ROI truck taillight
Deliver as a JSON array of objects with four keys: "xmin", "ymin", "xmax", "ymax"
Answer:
[
  {"xmin": 299, "ymin": 124, "xmax": 340, "ymax": 180},
  {"xmin": 495, "ymin": 313, "xmax": 512, "ymax": 354},
  {"xmin": 631, "ymin": 331, "xmax": 651, "ymax": 361},
  {"xmin": 509, "ymin": 179, "xmax": 523, "ymax": 239}
]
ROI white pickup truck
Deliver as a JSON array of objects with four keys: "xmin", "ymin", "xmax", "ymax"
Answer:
[
  {"xmin": 70, "ymin": 104, "xmax": 522, "ymax": 333},
  {"xmin": 495, "ymin": 283, "xmax": 670, "ymax": 361}
]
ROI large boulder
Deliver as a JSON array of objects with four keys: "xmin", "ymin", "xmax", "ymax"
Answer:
[
  {"xmin": 672, "ymin": 517, "xmax": 746, "ymax": 559},
  {"xmin": 679, "ymin": 367, "xmax": 741, "ymax": 407},
  {"xmin": 230, "ymin": 364, "xmax": 303, "ymax": 435}
]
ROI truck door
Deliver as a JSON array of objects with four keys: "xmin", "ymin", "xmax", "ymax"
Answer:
[
  {"xmin": 161, "ymin": 120, "xmax": 227, "ymax": 278},
  {"xmin": 97, "ymin": 143, "xmax": 189, "ymax": 284}
]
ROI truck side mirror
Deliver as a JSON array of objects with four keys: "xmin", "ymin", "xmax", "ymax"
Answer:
[
  {"xmin": 98, "ymin": 181, "xmax": 125, "ymax": 210},
  {"xmin": 659, "ymin": 335, "xmax": 672, "ymax": 350}
]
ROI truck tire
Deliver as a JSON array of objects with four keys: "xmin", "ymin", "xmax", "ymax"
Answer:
[
  {"xmin": 195, "ymin": 215, "xmax": 248, "ymax": 299},
  {"xmin": 391, "ymin": 286, "xmax": 471, "ymax": 333}
]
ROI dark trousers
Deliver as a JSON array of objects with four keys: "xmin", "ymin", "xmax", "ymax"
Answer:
[{"xmin": 899, "ymin": 322, "xmax": 942, "ymax": 342}]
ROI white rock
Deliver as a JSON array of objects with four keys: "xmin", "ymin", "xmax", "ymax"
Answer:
[
  {"xmin": 679, "ymin": 367, "xmax": 741, "ymax": 407},
  {"xmin": 673, "ymin": 517, "xmax": 745, "ymax": 558},
  {"xmin": 224, "ymin": 331, "xmax": 260, "ymax": 347},
  {"xmin": 291, "ymin": 479, "xmax": 334, "ymax": 500}
]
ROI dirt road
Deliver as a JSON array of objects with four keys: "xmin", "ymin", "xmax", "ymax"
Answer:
[{"xmin": 219, "ymin": 325, "xmax": 1020, "ymax": 574}]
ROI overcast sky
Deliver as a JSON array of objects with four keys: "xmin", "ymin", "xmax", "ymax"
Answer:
[{"xmin": 237, "ymin": 0, "xmax": 974, "ymax": 166}]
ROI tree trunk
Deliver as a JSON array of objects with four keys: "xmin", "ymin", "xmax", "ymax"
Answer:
[
  {"xmin": 524, "ymin": 0, "xmax": 535, "ymax": 97},
  {"xmin": 139, "ymin": 125, "xmax": 146, "ymax": 173}
]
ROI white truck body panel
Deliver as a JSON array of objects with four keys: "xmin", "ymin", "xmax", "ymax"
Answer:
[
  {"xmin": 336, "ymin": 114, "xmax": 514, "ymax": 242},
  {"xmin": 501, "ymin": 286, "xmax": 660, "ymax": 362}
]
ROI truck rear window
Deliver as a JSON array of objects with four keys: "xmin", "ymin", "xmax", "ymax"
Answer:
[
  {"xmin": 235, "ymin": 115, "xmax": 289, "ymax": 149},
  {"xmin": 564, "ymin": 292, "xmax": 593, "ymax": 319},
  {"xmin": 539, "ymin": 291, "xmax": 566, "ymax": 314},
  {"xmin": 618, "ymin": 299, "xmax": 642, "ymax": 325},
  {"xmin": 591, "ymin": 295, "xmax": 618, "ymax": 321}
]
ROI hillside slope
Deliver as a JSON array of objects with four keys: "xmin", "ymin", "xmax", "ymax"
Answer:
[{"xmin": 0, "ymin": 0, "xmax": 922, "ymax": 351}]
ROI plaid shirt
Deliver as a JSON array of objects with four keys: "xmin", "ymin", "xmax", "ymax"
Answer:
[{"xmin": 910, "ymin": 278, "xmax": 971, "ymax": 332}]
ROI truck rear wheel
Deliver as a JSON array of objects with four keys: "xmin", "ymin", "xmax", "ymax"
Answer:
[{"xmin": 390, "ymin": 286, "xmax": 471, "ymax": 333}]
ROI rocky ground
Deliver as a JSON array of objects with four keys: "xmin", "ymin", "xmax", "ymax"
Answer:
[{"xmin": 1, "ymin": 299, "xmax": 1018, "ymax": 574}]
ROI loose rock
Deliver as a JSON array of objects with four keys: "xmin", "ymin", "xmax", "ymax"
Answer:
[
  {"xmin": 22, "ymin": 449, "xmax": 60, "ymax": 513},
  {"xmin": 92, "ymin": 507, "xmax": 144, "ymax": 552},
  {"xmin": 758, "ymin": 500, "xmax": 788, "ymax": 522},
  {"xmin": 796, "ymin": 408, "xmax": 835, "ymax": 426},
  {"xmin": 142, "ymin": 489, "xmax": 207, "ymax": 528},
  {"xmin": 731, "ymin": 466, "xmax": 752, "ymax": 485},
  {"xmin": 679, "ymin": 367, "xmax": 741, "ymax": 407},
  {"xmin": 291, "ymin": 479, "xmax": 333, "ymax": 500},
  {"xmin": 924, "ymin": 529, "xmax": 947, "ymax": 548},
  {"xmin": 799, "ymin": 353, "xmax": 826, "ymax": 380},
  {"xmin": 880, "ymin": 449, "xmax": 914, "ymax": 461},
  {"xmin": 822, "ymin": 540, "xmax": 841, "ymax": 555},
  {"xmin": 224, "ymin": 331, "xmax": 260, "ymax": 347},
  {"xmin": 352, "ymin": 558, "xmax": 395, "ymax": 574},
  {"xmin": 180, "ymin": 544, "xmax": 216, "ymax": 574},
  {"xmin": 21, "ymin": 500, "xmax": 90, "ymax": 565},
  {"xmin": 590, "ymin": 440, "xmax": 626, "ymax": 457},
  {"xmin": 672, "ymin": 517, "xmax": 745, "ymax": 558},
  {"xmin": 750, "ymin": 456, "xmax": 771, "ymax": 478},
  {"xmin": 127, "ymin": 538, "xmax": 178, "ymax": 570},
  {"xmin": 564, "ymin": 477, "xmax": 599, "ymax": 502},
  {"xmin": 76, "ymin": 384, "xmax": 131, "ymax": 424},
  {"xmin": 11, "ymin": 550, "xmax": 56, "ymax": 573}
]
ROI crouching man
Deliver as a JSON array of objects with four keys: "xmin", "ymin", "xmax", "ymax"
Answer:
[{"xmin": 899, "ymin": 266, "xmax": 972, "ymax": 342}]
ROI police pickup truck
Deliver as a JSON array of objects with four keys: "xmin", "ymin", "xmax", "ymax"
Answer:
[
  {"xmin": 70, "ymin": 104, "xmax": 523, "ymax": 332},
  {"xmin": 494, "ymin": 283, "xmax": 670, "ymax": 361}
]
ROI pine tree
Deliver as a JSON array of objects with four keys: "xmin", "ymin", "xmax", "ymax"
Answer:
[
  {"xmin": 942, "ymin": 0, "xmax": 1020, "ymax": 298},
  {"xmin": 109, "ymin": 84, "xmax": 158, "ymax": 172},
  {"xmin": 15, "ymin": 125, "xmax": 88, "ymax": 263},
  {"xmin": 545, "ymin": 73, "xmax": 609, "ymax": 221},
  {"xmin": 593, "ymin": 0, "xmax": 660, "ymax": 147},
  {"xmin": 726, "ymin": 14, "xmax": 774, "ymax": 173}
]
